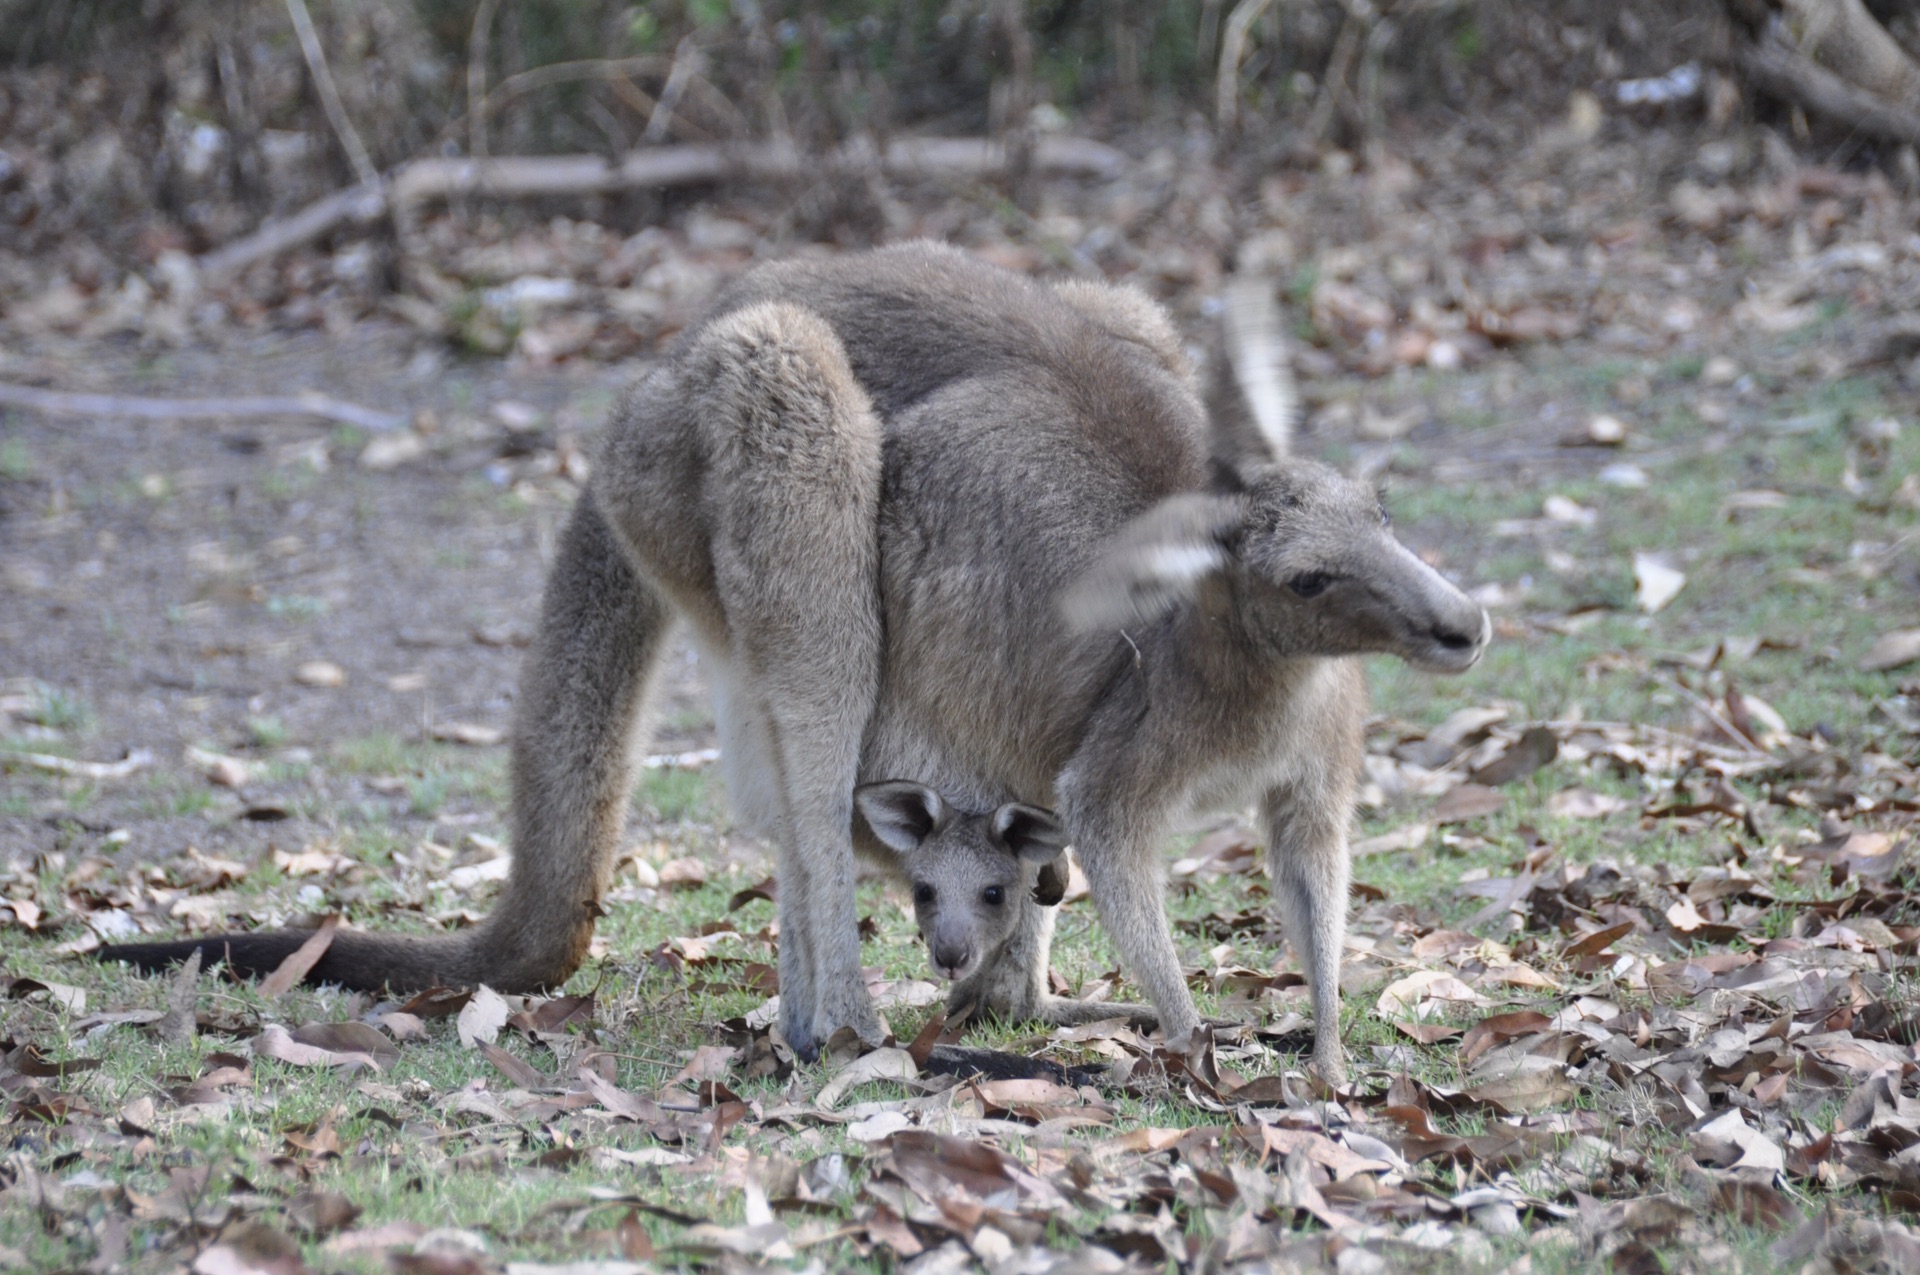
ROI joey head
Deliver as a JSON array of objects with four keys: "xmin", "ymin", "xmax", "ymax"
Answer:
[{"xmin": 855, "ymin": 781, "xmax": 1069, "ymax": 984}]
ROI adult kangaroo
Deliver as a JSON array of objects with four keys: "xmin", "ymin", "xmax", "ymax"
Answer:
[{"xmin": 106, "ymin": 243, "xmax": 1489, "ymax": 1078}]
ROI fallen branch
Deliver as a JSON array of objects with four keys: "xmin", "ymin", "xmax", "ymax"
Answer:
[
  {"xmin": 1740, "ymin": 30, "xmax": 1920, "ymax": 148},
  {"xmin": 194, "ymin": 134, "xmax": 1128, "ymax": 281},
  {"xmin": 0, "ymin": 383, "xmax": 405, "ymax": 432},
  {"xmin": 196, "ymin": 181, "xmax": 388, "ymax": 280},
  {"xmin": 643, "ymin": 747, "xmax": 721, "ymax": 771},
  {"xmin": 2, "ymin": 748, "xmax": 153, "ymax": 781}
]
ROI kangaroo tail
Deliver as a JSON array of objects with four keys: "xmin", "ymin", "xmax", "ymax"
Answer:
[{"xmin": 100, "ymin": 489, "xmax": 671, "ymax": 994}]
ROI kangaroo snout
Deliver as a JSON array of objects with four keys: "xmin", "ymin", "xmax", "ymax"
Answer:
[{"xmin": 1412, "ymin": 599, "xmax": 1491, "ymax": 673}]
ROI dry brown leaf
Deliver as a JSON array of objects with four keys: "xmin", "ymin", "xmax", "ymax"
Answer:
[
  {"xmin": 293, "ymin": 660, "xmax": 346, "ymax": 688},
  {"xmin": 291, "ymin": 1022, "xmax": 401, "ymax": 1070},
  {"xmin": 1692, "ymin": 1108, "xmax": 1785, "ymax": 1174},
  {"xmin": 285, "ymin": 1191, "xmax": 361, "ymax": 1237},
  {"xmin": 816, "ymin": 1047, "xmax": 917, "ymax": 1111},
  {"xmin": 1634, "ymin": 552, "xmax": 1686, "ymax": 613},
  {"xmin": 252, "ymin": 1024, "xmax": 382, "ymax": 1072},
  {"xmin": 456, "ymin": 985, "xmax": 511, "ymax": 1048},
  {"xmin": 320, "ymin": 1222, "xmax": 426, "ymax": 1256},
  {"xmin": 477, "ymin": 1040, "xmax": 547, "ymax": 1089},
  {"xmin": 1431, "ymin": 783, "xmax": 1505, "ymax": 824},
  {"xmin": 1353, "ymin": 822, "xmax": 1431, "ymax": 857},
  {"xmin": 185, "ymin": 745, "xmax": 251, "ymax": 789},
  {"xmin": 658, "ymin": 857, "xmax": 708, "ymax": 889},
  {"xmin": 1464, "ymin": 1066, "xmax": 1576, "ymax": 1115},
  {"xmin": 1470, "ymin": 725, "xmax": 1559, "ymax": 787},
  {"xmin": 1377, "ymin": 969, "xmax": 1491, "ymax": 1019},
  {"xmin": 1861, "ymin": 628, "xmax": 1920, "ymax": 672},
  {"xmin": 258, "ymin": 916, "xmax": 339, "ymax": 997},
  {"xmin": 1548, "ymin": 787, "xmax": 1629, "ymax": 819},
  {"xmin": 191, "ymin": 1222, "xmax": 310, "ymax": 1275}
]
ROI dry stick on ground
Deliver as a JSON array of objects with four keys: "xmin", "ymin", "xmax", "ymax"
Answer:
[
  {"xmin": 282, "ymin": 0, "xmax": 379, "ymax": 190},
  {"xmin": 0, "ymin": 382, "xmax": 406, "ymax": 432},
  {"xmin": 1, "ymin": 748, "xmax": 154, "ymax": 780},
  {"xmin": 195, "ymin": 134, "xmax": 1127, "ymax": 282}
]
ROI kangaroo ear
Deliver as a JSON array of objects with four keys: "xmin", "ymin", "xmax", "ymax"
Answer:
[
  {"xmin": 1061, "ymin": 493, "xmax": 1248, "ymax": 631},
  {"xmin": 1203, "ymin": 274, "xmax": 1296, "ymax": 471},
  {"xmin": 991, "ymin": 803, "xmax": 1068, "ymax": 864},
  {"xmin": 856, "ymin": 781, "xmax": 945, "ymax": 854}
]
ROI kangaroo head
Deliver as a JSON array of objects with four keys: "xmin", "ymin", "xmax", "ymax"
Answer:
[
  {"xmin": 854, "ymin": 781, "xmax": 1070, "ymax": 984},
  {"xmin": 1062, "ymin": 456, "xmax": 1490, "ymax": 672}
]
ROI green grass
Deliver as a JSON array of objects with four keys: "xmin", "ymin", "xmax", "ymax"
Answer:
[
  {"xmin": 0, "ymin": 436, "xmax": 34, "ymax": 479},
  {"xmin": 1, "ymin": 360, "xmax": 1913, "ymax": 1273}
]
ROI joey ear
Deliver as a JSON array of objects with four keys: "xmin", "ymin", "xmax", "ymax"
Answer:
[
  {"xmin": 855, "ymin": 781, "xmax": 945, "ymax": 853},
  {"xmin": 990, "ymin": 803, "xmax": 1068, "ymax": 864},
  {"xmin": 1031, "ymin": 859, "xmax": 1069, "ymax": 907},
  {"xmin": 992, "ymin": 803, "xmax": 1070, "ymax": 907},
  {"xmin": 1060, "ymin": 493, "xmax": 1248, "ymax": 631}
]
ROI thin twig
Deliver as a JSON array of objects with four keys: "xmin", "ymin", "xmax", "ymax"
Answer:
[
  {"xmin": 1216, "ymin": 0, "xmax": 1278, "ymax": 130},
  {"xmin": 1647, "ymin": 674, "xmax": 1771, "ymax": 758},
  {"xmin": 282, "ymin": 0, "xmax": 378, "ymax": 189},
  {"xmin": 0, "ymin": 383, "xmax": 405, "ymax": 432},
  {"xmin": 1304, "ymin": 8, "xmax": 1363, "ymax": 147},
  {"xmin": 467, "ymin": 0, "xmax": 503, "ymax": 162},
  {"xmin": 645, "ymin": 37, "xmax": 703, "ymax": 145}
]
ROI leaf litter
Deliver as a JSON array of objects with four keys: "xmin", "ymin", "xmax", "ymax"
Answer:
[{"xmin": 19, "ymin": 704, "xmax": 1916, "ymax": 1272}]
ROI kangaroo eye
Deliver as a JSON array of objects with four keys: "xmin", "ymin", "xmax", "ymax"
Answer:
[
  {"xmin": 1288, "ymin": 571, "xmax": 1332, "ymax": 599},
  {"xmin": 913, "ymin": 884, "xmax": 935, "ymax": 906},
  {"xmin": 981, "ymin": 886, "xmax": 1004, "ymax": 907},
  {"xmin": 1378, "ymin": 505, "xmax": 1391, "ymax": 528}
]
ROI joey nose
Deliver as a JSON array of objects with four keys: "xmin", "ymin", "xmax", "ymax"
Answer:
[{"xmin": 931, "ymin": 942, "xmax": 973, "ymax": 979}]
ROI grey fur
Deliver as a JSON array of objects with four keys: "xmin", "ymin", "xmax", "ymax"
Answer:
[{"xmin": 103, "ymin": 243, "xmax": 1489, "ymax": 1081}]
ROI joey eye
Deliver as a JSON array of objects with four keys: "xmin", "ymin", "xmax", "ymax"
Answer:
[
  {"xmin": 1288, "ymin": 571, "xmax": 1332, "ymax": 599},
  {"xmin": 1378, "ymin": 506, "xmax": 1391, "ymax": 528},
  {"xmin": 981, "ymin": 886, "xmax": 1004, "ymax": 907},
  {"xmin": 913, "ymin": 884, "xmax": 936, "ymax": 906}
]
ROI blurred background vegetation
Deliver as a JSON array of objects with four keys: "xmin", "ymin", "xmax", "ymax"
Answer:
[{"xmin": 0, "ymin": 1, "xmax": 1744, "ymax": 261}]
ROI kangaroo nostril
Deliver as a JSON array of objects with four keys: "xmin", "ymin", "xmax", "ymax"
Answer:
[{"xmin": 1432, "ymin": 626, "xmax": 1476, "ymax": 650}]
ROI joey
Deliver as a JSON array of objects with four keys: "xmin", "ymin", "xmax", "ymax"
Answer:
[
  {"xmin": 856, "ymin": 781, "xmax": 1069, "ymax": 984},
  {"xmin": 856, "ymin": 780, "xmax": 1156, "ymax": 1027},
  {"xmin": 103, "ymin": 242, "xmax": 1488, "ymax": 1081}
]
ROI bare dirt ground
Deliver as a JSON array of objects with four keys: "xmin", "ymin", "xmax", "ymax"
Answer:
[{"xmin": 0, "ymin": 327, "xmax": 724, "ymax": 867}]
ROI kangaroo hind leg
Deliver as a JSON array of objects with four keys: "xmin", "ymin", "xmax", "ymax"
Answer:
[{"xmin": 687, "ymin": 302, "xmax": 885, "ymax": 1060}]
